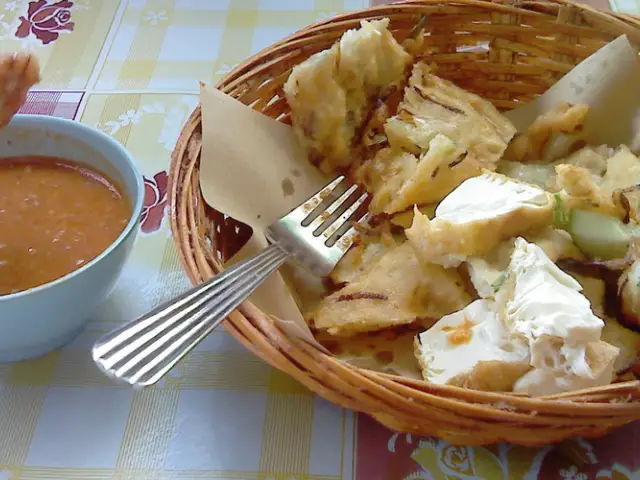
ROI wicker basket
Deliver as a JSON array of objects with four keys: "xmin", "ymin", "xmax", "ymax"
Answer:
[{"xmin": 169, "ymin": 0, "xmax": 640, "ymax": 446}]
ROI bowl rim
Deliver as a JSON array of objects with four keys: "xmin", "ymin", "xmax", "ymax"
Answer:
[{"xmin": 0, "ymin": 114, "xmax": 145, "ymax": 301}]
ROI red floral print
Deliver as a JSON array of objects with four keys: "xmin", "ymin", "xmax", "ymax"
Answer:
[
  {"xmin": 15, "ymin": 0, "xmax": 75, "ymax": 45},
  {"xmin": 355, "ymin": 414, "xmax": 640, "ymax": 480},
  {"xmin": 141, "ymin": 171, "xmax": 168, "ymax": 234}
]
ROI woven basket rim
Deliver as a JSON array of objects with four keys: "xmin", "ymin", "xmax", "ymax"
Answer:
[{"xmin": 169, "ymin": 0, "xmax": 640, "ymax": 445}]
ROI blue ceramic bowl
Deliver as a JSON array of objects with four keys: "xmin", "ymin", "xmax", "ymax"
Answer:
[{"xmin": 0, "ymin": 115, "xmax": 144, "ymax": 363}]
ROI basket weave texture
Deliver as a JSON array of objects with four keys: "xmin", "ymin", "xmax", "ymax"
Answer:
[{"xmin": 169, "ymin": 0, "xmax": 640, "ymax": 446}]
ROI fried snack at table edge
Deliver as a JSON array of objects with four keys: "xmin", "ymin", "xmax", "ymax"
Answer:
[
  {"xmin": 0, "ymin": 52, "xmax": 40, "ymax": 127},
  {"xmin": 283, "ymin": 19, "xmax": 412, "ymax": 174},
  {"xmin": 313, "ymin": 242, "xmax": 471, "ymax": 336}
]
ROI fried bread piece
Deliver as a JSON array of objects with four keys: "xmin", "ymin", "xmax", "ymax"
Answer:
[
  {"xmin": 284, "ymin": 19, "xmax": 412, "ymax": 173},
  {"xmin": 314, "ymin": 242, "xmax": 471, "ymax": 336},
  {"xmin": 356, "ymin": 62, "xmax": 516, "ymax": 214}
]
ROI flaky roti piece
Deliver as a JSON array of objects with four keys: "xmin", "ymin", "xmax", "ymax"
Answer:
[
  {"xmin": 356, "ymin": 61, "xmax": 515, "ymax": 214},
  {"xmin": 385, "ymin": 62, "xmax": 516, "ymax": 164},
  {"xmin": 357, "ymin": 134, "xmax": 480, "ymax": 215},
  {"xmin": 0, "ymin": 52, "xmax": 40, "ymax": 127},
  {"xmin": 406, "ymin": 170, "xmax": 555, "ymax": 267},
  {"xmin": 329, "ymin": 227, "xmax": 401, "ymax": 286},
  {"xmin": 313, "ymin": 242, "xmax": 471, "ymax": 336},
  {"xmin": 284, "ymin": 19, "xmax": 412, "ymax": 173},
  {"xmin": 284, "ymin": 45, "xmax": 349, "ymax": 171},
  {"xmin": 318, "ymin": 328, "xmax": 424, "ymax": 380},
  {"xmin": 354, "ymin": 147, "xmax": 424, "ymax": 213}
]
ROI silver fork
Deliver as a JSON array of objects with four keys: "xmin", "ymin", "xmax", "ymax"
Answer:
[{"xmin": 92, "ymin": 176, "xmax": 369, "ymax": 387}]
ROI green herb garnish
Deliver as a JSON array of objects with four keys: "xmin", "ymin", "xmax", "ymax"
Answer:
[
  {"xmin": 553, "ymin": 193, "xmax": 570, "ymax": 229},
  {"xmin": 491, "ymin": 272, "xmax": 508, "ymax": 292}
]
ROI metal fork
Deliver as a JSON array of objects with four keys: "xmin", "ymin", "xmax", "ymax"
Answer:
[{"xmin": 92, "ymin": 176, "xmax": 369, "ymax": 387}]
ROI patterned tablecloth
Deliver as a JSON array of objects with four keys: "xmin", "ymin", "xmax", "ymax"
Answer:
[{"xmin": 0, "ymin": 1, "xmax": 639, "ymax": 480}]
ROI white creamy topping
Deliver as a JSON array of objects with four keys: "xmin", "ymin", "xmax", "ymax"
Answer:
[
  {"xmin": 466, "ymin": 230, "xmax": 584, "ymax": 300},
  {"xmin": 417, "ymin": 237, "xmax": 618, "ymax": 395},
  {"xmin": 497, "ymin": 238, "xmax": 607, "ymax": 382},
  {"xmin": 416, "ymin": 299, "xmax": 530, "ymax": 385},
  {"xmin": 513, "ymin": 341, "xmax": 619, "ymax": 396},
  {"xmin": 406, "ymin": 171, "xmax": 554, "ymax": 268},
  {"xmin": 434, "ymin": 170, "xmax": 552, "ymax": 224}
]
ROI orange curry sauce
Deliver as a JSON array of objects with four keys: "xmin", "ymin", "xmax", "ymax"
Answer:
[{"xmin": 0, "ymin": 156, "xmax": 131, "ymax": 295}]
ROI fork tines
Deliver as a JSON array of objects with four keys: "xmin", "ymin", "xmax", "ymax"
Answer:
[
  {"xmin": 302, "ymin": 176, "xmax": 369, "ymax": 246},
  {"xmin": 267, "ymin": 175, "xmax": 370, "ymax": 277}
]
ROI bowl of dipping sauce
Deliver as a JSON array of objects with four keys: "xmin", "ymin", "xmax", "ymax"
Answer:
[{"xmin": 0, "ymin": 115, "xmax": 144, "ymax": 363}]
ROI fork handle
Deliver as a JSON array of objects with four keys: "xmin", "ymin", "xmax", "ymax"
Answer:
[{"xmin": 92, "ymin": 243, "xmax": 289, "ymax": 387}]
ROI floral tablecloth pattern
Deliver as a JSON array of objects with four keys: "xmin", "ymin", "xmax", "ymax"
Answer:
[
  {"xmin": 1, "ymin": 1, "xmax": 640, "ymax": 480},
  {"xmin": 355, "ymin": 414, "xmax": 640, "ymax": 480}
]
